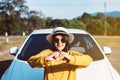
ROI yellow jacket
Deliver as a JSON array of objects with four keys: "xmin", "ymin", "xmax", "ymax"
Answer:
[{"xmin": 28, "ymin": 49, "xmax": 93, "ymax": 80}]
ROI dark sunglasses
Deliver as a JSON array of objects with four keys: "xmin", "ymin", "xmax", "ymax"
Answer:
[{"xmin": 54, "ymin": 38, "xmax": 67, "ymax": 43}]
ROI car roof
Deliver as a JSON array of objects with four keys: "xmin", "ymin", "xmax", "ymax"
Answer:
[{"xmin": 31, "ymin": 28, "xmax": 88, "ymax": 34}]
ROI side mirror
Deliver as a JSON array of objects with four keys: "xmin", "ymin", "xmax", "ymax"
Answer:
[
  {"xmin": 102, "ymin": 47, "xmax": 112, "ymax": 55},
  {"xmin": 9, "ymin": 47, "xmax": 19, "ymax": 55}
]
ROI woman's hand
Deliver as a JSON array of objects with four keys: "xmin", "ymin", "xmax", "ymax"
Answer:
[
  {"xmin": 45, "ymin": 52, "xmax": 59, "ymax": 61},
  {"xmin": 60, "ymin": 52, "xmax": 70, "ymax": 61},
  {"xmin": 46, "ymin": 51, "xmax": 70, "ymax": 62}
]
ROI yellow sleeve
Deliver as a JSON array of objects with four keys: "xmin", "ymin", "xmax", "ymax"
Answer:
[
  {"xmin": 27, "ymin": 49, "xmax": 52, "ymax": 68},
  {"xmin": 68, "ymin": 51, "xmax": 93, "ymax": 68}
]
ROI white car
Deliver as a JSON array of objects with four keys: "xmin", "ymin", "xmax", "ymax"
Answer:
[{"xmin": 1, "ymin": 28, "xmax": 120, "ymax": 80}]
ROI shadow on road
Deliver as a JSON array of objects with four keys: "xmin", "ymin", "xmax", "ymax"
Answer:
[{"xmin": 0, "ymin": 59, "xmax": 13, "ymax": 78}]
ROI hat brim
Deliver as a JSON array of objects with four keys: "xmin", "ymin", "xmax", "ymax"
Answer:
[{"xmin": 46, "ymin": 32, "xmax": 74, "ymax": 44}]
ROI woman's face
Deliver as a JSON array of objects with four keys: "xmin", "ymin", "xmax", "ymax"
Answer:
[{"xmin": 53, "ymin": 35, "xmax": 66, "ymax": 51}]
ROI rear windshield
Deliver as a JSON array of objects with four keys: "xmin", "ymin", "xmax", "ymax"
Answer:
[{"xmin": 17, "ymin": 34, "xmax": 104, "ymax": 61}]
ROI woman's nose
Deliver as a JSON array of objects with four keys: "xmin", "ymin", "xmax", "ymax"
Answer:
[{"xmin": 58, "ymin": 39, "xmax": 62, "ymax": 43}]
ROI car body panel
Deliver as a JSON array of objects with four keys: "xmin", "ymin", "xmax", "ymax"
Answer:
[
  {"xmin": 1, "ymin": 58, "xmax": 44, "ymax": 80},
  {"xmin": 1, "ymin": 28, "xmax": 120, "ymax": 80},
  {"xmin": 77, "ymin": 58, "xmax": 120, "ymax": 80}
]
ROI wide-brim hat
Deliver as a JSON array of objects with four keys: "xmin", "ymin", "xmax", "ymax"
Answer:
[{"xmin": 46, "ymin": 27, "xmax": 74, "ymax": 44}]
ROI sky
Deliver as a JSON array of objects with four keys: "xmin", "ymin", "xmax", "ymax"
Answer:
[{"xmin": 26, "ymin": 0, "xmax": 120, "ymax": 19}]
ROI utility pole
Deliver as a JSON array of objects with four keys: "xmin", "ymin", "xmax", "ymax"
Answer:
[{"xmin": 104, "ymin": 0, "xmax": 107, "ymax": 36}]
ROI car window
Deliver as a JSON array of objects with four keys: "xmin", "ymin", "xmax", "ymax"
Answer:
[
  {"xmin": 70, "ymin": 34, "xmax": 104, "ymax": 61},
  {"xmin": 18, "ymin": 34, "xmax": 104, "ymax": 61},
  {"xmin": 18, "ymin": 34, "xmax": 52, "ymax": 60}
]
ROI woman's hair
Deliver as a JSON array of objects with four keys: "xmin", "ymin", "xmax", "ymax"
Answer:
[{"xmin": 52, "ymin": 34, "xmax": 70, "ymax": 52}]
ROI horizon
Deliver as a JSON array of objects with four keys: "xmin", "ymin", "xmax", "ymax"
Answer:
[{"xmin": 26, "ymin": 0, "xmax": 120, "ymax": 19}]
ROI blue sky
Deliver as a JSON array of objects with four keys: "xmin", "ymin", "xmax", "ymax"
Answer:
[{"xmin": 26, "ymin": 0, "xmax": 120, "ymax": 19}]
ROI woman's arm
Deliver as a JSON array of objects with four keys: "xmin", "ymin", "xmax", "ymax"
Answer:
[{"xmin": 68, "ymin": 51, "xmax": 93, "ymax": 68}]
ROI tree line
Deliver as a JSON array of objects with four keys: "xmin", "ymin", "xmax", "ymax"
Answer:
[{"xmin": 0, "ymin": 0, "xmax": 120, "ymax": 36}]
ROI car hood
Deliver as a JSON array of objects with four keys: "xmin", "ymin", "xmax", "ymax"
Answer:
[
  {"xmin": 1, "ymin": 59, "xmax": 44, "ymax": 80},
  {"xmin": 1, "ymin": 58, "xmax": 120, "ymax": 80},
  {"xmin": 77, "ymin": 59, "xmax": 120, "ymax": 80}
]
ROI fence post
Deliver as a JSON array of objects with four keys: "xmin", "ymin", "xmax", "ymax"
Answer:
[
  {"xmin": 22, "ymin": 32, "xmax": 25, "ymax": 36},
  {"xmin": 5, "ymin": 32, "xmax": 9, "ymax": 43}
]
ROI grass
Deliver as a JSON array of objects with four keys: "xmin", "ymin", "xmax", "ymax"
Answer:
[
  {"xmin": 0, "ymin": 36, "xmax": 26, "ymax": 61},
  {"xmin": 94, "ymin": 36, "xmax": 120, "ymax": 46}
]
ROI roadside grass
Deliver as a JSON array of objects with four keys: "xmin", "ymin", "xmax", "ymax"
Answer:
[
  {"xmin": 0, "ymin": 36, "xmax": 26, "ymax": 61},
  {"xmin": 94, "ymin": 36, "xmax": 120, "ymax": 46}
]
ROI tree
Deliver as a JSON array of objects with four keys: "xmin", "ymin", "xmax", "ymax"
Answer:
[
  {"xmin": 45, "ymin": 17, "xmax": 52, "ymax": 28},
  {"xmin": 79, "ymin": 12, "xmax": 93, "ymax": 24},
  {"xmin": 47, "ymin": 19, "xmax": 62, "ymax": 27},
  {"xmin": 0, "ymin": 0, "xmax": 29, "ymax": 35},
  {"xmin": 25, "ymin": 10, "xmax": 45, "ymax": 31},
  {"xmin": 0, "ymin": 0, "xmax": 46, "ymax": 35},
  {"xmin": 107, "ymin": 17, "xmax": 120, "ymax": 35},
  {"xmin": 95, "ymin": 13, "xmax": 105, "ymax": 20},
  {"xmin": 67, "ymin": 20, "xmax": 86, "ymax": 30},
  {"xmin": 86, "ymin": 19, "xmax": 110, "ymax": 35}
]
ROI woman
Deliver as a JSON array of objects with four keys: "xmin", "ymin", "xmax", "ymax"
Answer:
[{"xmin": 28, "ymin": 27, "xmax": 93, "ymax": 80}]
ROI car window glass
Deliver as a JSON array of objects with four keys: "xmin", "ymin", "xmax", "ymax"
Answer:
[
  {"xmin": 70, "ymin": 34, "xmax": 104, "ymax": 61},
  {"xmin": 18, "ymin": 34, "xmax": 52, "ymax": 60},
  {"xmin": 84, "ymin": 37, "xmax": 94, "ymax": 49}
]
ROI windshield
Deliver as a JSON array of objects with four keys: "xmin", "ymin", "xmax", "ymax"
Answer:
[{"xmin": 18, "ymin": 34, "xmax": 104, "ymax": 61}]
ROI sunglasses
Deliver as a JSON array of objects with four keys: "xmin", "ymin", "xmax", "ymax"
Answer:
[{"xmin": 53, "ymin": 37, "xmax": 67, "ymax": 43}]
